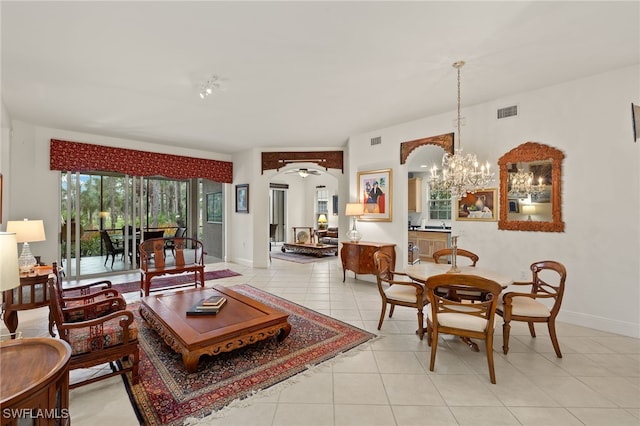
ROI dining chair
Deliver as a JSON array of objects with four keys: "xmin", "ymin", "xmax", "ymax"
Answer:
[
  {"xmin": 100, "ymin": 230, "xmax": 125, "ymax": 268},
  {"xmin": 425, "ymin": 273, "xmax": 503, "ymax": 383},
  {"xmin": 496, "ymin": 260, "xmax": 567, "ymax": 358},
  {"xmin": 166, "ymin": 227, "xmax": 187, "ymax": 256},
  {"xmin": 373, "ymin": 251, "xmax": 429, "ymax": 340},
  {"xmin": 432, "ymin": 248, "xmax": 482, "ymax": 301}
]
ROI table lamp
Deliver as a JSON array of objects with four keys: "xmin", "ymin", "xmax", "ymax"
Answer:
[
  {"xmin": 345, "ymin": 203, "xmax": 364, "ymax": 243},
  {"xmin": 0, "ymin": 232, "xmax": 20, "ymax": 293},
  {"xmin": 6, "ymin": 219, "xmax": 46, "ymax": 275},
  {"xmin": 317, "ymin": 214, "xmax": 328, "ymax": 230},
  {"xmin": 522, "ymin": 204, "xmax": 536, "ymax": 221}
]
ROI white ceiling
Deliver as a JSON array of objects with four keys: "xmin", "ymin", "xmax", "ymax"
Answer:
[{"xmin": 2, "ymin": 1, "xmax": 638, "ymax": 155}]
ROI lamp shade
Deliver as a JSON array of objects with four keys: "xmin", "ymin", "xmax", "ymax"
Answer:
[
  {"xmin": 345, "ymin": 203, "xmax": 364, "ymax": 216},
  {"xmin": 317, "ymin": 214, "xmax": 328, "ymax": 223},
  {"xmin": 0, "ymin": 232, "xmax": 20, "ymax": 291},
  {"xmin": 6, "ymin": 219, "xmax": 46, "ymax": 243},
  {"xmin": 522, "ymin": 205, "xmax": 536, "ymax": 215}
]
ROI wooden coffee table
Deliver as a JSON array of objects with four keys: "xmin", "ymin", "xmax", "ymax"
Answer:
[
  {"xmin": 281, "ymin": 242, "xmax": 338, "ymax": 256},
  {"xmin": 139, "ymin": 286, "xmax": 291, "ymax": 373}
]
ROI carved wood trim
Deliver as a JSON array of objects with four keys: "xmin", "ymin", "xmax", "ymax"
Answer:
[
  {"xmin": 261, "ymin": 151, "xmax": 344, "ymax": 174},
  {"xmin": 497, "ymin": 142, "xmax": 565, "ymax": 232},
  {"xmin": 400, "ymin": 133, "xmax": 454, "ymax": 165}
]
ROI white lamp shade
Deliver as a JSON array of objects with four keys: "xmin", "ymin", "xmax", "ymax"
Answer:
[
  {"xmin": 318, "ymin": 214, "xmax": 328, "ymax": 223},
  {"xmin": 0, "ymin": 232, "xmax": 20, "ymax": 291},
  {"xmin": 6, "ymin": 219, "xmax": 46, "ymax": 243},
  {"xmin": 345, "ymin": 203, "xmax": 364, "ymax": 216},
  {"xmin": 522, "ymin": 205, "xmax": 536, "ymax": 214}
]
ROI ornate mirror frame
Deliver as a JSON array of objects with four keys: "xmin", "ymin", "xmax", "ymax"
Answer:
[{"xmin": 498, "ymin": 142, "xmax": 565, "ymax": 232}]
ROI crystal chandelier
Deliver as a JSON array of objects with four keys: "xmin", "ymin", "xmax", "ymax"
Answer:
[
  {"xmin": 429, "ymin": 61, "xmax": 494, "ymax": 200},
  {"xmin": 508, "ymin": 169, "xmax": 543, "ymax": 199}
]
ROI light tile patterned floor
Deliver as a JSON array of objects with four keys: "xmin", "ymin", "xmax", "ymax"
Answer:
[{"xmin": 3, "ymin": 255, "xmax": 639, "ymax": 425}]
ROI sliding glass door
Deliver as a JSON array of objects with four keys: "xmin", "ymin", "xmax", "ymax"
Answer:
[{"xmin": 60, "ymin": 172, "xmax": 190, "ymax": 279}]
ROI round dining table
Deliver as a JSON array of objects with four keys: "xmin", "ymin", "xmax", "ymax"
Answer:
[{"xmin": 405, "ymin": 262, "xmax": 513, "ymax": 351}]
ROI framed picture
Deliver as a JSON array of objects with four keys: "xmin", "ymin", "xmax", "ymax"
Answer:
[
  {"xmin": 206, "ymin": 192, "xmax": 223, "ymax": 223},
  {"xmin": 235, "ymin": 184, "xmax": 249, "ymax": 213},
  {"xmin": 456, "ymin": 188, "xmax": 498, "ymax": 221},
  {"xmin": 357, "ymin": 168, "xmax": 392, "ymax": 222},
  {"xmin": 332, "ymin": 195, "xmax": 338, "ymax": 216}
]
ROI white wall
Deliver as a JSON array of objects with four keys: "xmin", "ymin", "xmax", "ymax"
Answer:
[{"xmin": 347, "ymin": 65, "xmax": 640, "ymax": 337}]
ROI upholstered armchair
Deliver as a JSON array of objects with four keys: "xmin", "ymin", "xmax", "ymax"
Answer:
[{"xmin": 48, "ymin": 276, "xmax": 139, "ymax": 388}]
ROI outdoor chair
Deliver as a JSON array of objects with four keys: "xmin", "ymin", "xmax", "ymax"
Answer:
[{"xmin": 100, "ymin": 230, "xmax": 125, "ymax": 268}]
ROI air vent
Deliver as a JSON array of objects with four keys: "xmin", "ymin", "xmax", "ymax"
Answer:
[
  {"xmin": 370, "ymin": 136, "xmax": 382, "ymax": 146},
  {"xmin": 497, "ymin": 105, "xmax": 518, "ymax": 119}
]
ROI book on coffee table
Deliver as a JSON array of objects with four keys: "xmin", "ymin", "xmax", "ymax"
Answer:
[{"xmin": 186, "ymin": 297, "xmax": 227, "ymax": 316}]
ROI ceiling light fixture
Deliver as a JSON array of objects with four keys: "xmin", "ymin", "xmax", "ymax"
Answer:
[
  {"xmin": 297, "ymin": 169, "xmax": 309, "ymax": 178},
  {"xmin": 199, "ymin": 74, "xmax": 221, "ymax": 99},
  {"xmin": 508, "ymin": 169, "xmax": 543, "ymax": 199},
  {"xmin": 429, "ymin": 61, "xmax": 494, "ymax": 200}
]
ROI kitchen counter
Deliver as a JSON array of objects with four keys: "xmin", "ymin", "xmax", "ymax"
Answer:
[{"xmin": 408, "ymin": 227, "xmax": 451, "ymax": 233}]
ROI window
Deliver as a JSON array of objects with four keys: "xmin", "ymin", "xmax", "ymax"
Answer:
[
  {"xmin": 428, "ymin": 188, "xmax": 452, "ymax": 220},
  {"xmin": 316, "ymin": 187, "xmax": 328, "ymax": 223}
]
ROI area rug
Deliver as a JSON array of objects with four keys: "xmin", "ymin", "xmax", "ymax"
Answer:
[
  {"xmin": 123, "ymin": 284, "xmax": 375, "ymax": 425},
  {"xmin": 111, "ymin": 269, "xmax": 241, "ymax": 294},
  {"xmin": 270, "ymin": 251, "xmax": 337, "ymax": 264}
]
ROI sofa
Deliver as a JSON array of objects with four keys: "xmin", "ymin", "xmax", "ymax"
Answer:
[{"xmin": 316, "ymin": 227, "xmax": 339, "ymax": 245}]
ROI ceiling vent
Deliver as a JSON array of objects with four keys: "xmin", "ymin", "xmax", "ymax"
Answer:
[
  {"xmin": 497, "ymin": 105, "xmax": 518, "ymax": 119},
  {"xmin": 370, "ymin": 136, "xmax": 382, "ymax": 146}
]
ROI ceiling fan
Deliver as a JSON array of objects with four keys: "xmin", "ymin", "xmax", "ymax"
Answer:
[{"xmin": 285, "ymin": 168, "xmax": 322, "ymax": 178}]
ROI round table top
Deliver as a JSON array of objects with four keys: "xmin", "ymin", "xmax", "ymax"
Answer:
[
  {"xmin": 0, "ymin": 337, "xmax": 71, "ymax": 404},
  {"xmin": 406, "ymin": 262, "xmax": 513, "ymax": 287}
]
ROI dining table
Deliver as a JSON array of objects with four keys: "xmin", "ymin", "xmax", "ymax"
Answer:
[{"xmin": 405, "ymin": 262, "xmax": 513, "ymax": 351}]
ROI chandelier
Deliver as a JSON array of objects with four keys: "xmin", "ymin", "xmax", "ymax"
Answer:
[
  {"xmin": 429, "ymin": 61, "xmax": 494, "ymax": 200},
  {"xmin": 508, "ymin": 169, "xmax": 543, "ymax": 199},
  {"xmin": 199, "ymin": 74, "xmax": 221, "ymax": 99}
]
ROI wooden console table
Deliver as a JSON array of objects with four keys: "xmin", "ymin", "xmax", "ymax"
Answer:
[
  {"xmin": 0, "ymin": 337, "xmax": 71, "ymax": 426},
  {"xmin": 3, "ymin": 266, "xmax": 56, "ymax": 339},
  {"xmin": 340, "ymin": 241, "xmax": 396, "ymax": 282}
]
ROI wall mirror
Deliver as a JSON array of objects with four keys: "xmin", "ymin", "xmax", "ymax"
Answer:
[{"xmin": 498, "ymin": 142, "xmax": 565, "ymax": 232}]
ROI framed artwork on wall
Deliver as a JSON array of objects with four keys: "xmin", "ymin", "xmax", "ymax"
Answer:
[
  {"xmin": 207, "ymin": 192, "xmax": 223, "ymax": 223},
  {"xmin": 235, "ymin": 184, "xmax": 249, "ymax": 213},
  {"xmin": 633, "ymin": 103, "xmax": 640, "ymax": 142},
  {"xmin": 357, "ymin": 168, "xmax": 392, "ymax": 222},
  {"xmin": 456, "ymin": 188, "xmax": 498, "ymax": 221},
  {"xmin": 332, "ymin": 195, "xmax": 338, "ymax": 216}
]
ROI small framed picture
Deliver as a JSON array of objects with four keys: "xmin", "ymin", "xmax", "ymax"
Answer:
[
  {"xmin": 207, "ymin": 192, "xmax": 223, "ymax": 223},
  {"xmin": 235, "ymin": 184, "xmax": 249, "ymax": 213},
  {"xmin": 357, "ymin": 168, "xmax": 392, "ymax": 222},
  {"xmin": 456, "ymin": 188, "xmax": 498, "ymax": 221},
  {"xmin": 508, "ymin": 199, "xmax": 519, "ymax": 213}
]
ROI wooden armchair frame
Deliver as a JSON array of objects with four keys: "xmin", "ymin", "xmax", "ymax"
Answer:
[
  {"xmin": 425, "ymin": 274, "xmax": 502, "ymax": 383},
  {"xmin": 48, "ymin": 276, "xmax": 139, "ymax": 389},
  {"xmin": 373, "ymin": 251, "xmax": 429, "ymax": 340},
  {"xmin": 496, "ymin": 260, "xmax": 567, "ymax": 358}
]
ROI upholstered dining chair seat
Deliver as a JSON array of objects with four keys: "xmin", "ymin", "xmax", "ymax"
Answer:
[
  {"xmin": 497, "ymin": 296, "xmax": 551, "ymax": 317},
  {"xmin": 67, "ymin": 315, "xmax": 139, "ymax": 356},
  {"xmin": 427, "ymin": 310, "xmax": 488, "ymax": 333},
  {"xmin": 384, "ymin": 282, "xmax": 424, "ymax": 303}
]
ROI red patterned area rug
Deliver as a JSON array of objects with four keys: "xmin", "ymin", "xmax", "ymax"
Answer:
[
  {"xmin": 112, "ymin": 269, "xmax": 241, "ymax": 294},
  {"xmin": 123, "ymin": 284, "xmax": 376, "ymax": 425}
]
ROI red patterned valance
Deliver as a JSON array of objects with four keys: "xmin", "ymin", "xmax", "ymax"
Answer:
[{"xmin": 50, "ymin": 139, "xmax": 232, "ymax": 183}]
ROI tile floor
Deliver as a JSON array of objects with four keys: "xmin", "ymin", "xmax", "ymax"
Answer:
[{"xmin": 2, "ymin": 255, "xmax": 639, "ymax": 425}]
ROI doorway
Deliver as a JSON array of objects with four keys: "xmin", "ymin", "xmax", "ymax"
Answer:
[{"xmin": 270, "ymin": 188, "xmax": 286, "ymax": 245}]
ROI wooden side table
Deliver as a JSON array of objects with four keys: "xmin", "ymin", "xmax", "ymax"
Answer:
[
  {"xmin": 0, "ymin": 337, "xmax": 71, "ymax": 426},
  {"xmin": 340, "ymin": 241, "xmax": 396, "ymax": 282},
  {"xmin": 2, "ymin": 266, "xmax": 56, "ymax": 339}
]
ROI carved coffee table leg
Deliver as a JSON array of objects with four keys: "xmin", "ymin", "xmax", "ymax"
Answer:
[
  {"xmin": 278, "ymin": 323, "xmax": 292, "ymax": 341},
  {"xmin": 183, "ymin": 352, "xmax": 201, "ymax": 373}
]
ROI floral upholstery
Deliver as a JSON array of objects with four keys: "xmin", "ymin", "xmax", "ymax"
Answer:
[{"xmin": 66, "ymin": 315, "xmax": 139, "ymax": 356}]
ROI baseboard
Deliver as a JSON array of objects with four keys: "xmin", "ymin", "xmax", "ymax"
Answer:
[{"xmin": 558, "ymin": 310, "xmax": 639, "ymax": 338}]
